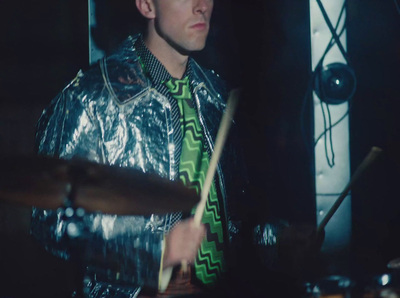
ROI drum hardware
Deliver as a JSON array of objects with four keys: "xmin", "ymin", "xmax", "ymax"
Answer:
[
  {"xmin": 363, "ymin": 273, "xmax": 400, "ymax": 298},
  {"xmin": 302, "ymin": 275, "xmax": 354, "ymax": 298}
]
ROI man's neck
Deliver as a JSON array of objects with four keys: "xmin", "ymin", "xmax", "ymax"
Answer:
[{"xmin": 144, "ymin": 28, "xmax": 189, "ymax": 79}]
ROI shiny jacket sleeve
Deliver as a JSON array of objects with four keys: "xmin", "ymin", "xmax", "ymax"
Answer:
[
  {"xmin": 31, "ymin": 72, "xmax": 165, "ymax": 291},
  {"xmin": 34, "ymin": 74, "xmax": 103, "ymax": 162}
]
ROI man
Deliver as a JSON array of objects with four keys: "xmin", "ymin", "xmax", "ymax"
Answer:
[
  {"xmin": 31, "ymin": 0, "xmax": 326, "ymax": 296},
  {"xmin": 31, "ymin": 0, "xmax": 242, "ymax": 296}
]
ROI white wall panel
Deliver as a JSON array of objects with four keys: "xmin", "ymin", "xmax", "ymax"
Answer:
[
  {"xmin": 309, "ymin": 0, "xmax": 351, "ymax": 253},
  {"xmin": 88, "ymin": 0, "xmax": 105, "ymax": 65}
]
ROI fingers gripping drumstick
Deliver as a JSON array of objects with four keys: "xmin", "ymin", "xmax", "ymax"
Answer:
[{"xmin": 316, "ymin": 146, "xmax": 383, "ymax": 236}]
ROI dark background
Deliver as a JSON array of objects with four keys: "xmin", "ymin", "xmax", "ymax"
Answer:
[{"xmin": 0, "ymin": 0, "xmax": 399, "ymax": 296}]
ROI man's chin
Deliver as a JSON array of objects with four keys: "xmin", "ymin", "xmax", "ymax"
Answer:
[
  {"xmin": 171, "ymin": 41, "xmax": 207, "ymax": 56},
  {"xmin": 184, "ymin": 38, "xmax": 209, "ymax": 52}
]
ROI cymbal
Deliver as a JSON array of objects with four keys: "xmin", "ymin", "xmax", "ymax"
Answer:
[
  {"xmin": 71, "ymin": 158, "xmax": 199, "ymax": 215},
  {"xmin": 0, "ymin": 155, "xmax": 199, "ymax": 215},
  {"xmin": 0, "ymin": 156, "xmax": 70, "ymax": 210}
]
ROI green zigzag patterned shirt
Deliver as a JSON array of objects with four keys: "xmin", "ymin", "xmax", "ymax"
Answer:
[{"xmin": 164, "ymin": 76, "xmax": 226, "ymax": 286}]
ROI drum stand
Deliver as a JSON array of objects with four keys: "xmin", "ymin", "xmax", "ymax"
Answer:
[{"xmin": 62, "ymin": 172, "xmax": 90, "ymax": 298}]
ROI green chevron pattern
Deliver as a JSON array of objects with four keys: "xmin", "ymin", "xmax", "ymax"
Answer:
[{"xmin": 164, "ymin": 76, "xmax": 225, "ymax": 286}]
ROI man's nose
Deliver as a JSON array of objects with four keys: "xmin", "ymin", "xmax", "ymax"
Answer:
[{"xmin": 194, "ymin": 0, "xmax": 212, "ymax": 14}]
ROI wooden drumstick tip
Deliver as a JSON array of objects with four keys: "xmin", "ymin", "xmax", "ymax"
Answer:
[
  {"xmin": 316, "ymin": 146, "xmax": 383, "ymax": 235},
  {"xmin": 181, "ymin": 260, "xmax": 188, "ymax": 272},
  {"xmin": 371, "ymin": 146, "xmax": 383, "ymax": 153}
]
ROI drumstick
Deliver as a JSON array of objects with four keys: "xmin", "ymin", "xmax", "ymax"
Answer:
[
  {"xmin": 316, "ymin": 146, "xmax": 383, "ymax": 236},
  {"xmin": 193, "ymin": 88, "xmax": 240, "ymax": 226},
  {"xmin": 180, "ymin": 89, "xmax": 240, "ymax": 274}
]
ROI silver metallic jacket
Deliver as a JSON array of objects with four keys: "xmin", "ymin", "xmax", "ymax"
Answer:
[{"xmin": 31, "ymin": 35, "xmax": 244, "ymax": 297}]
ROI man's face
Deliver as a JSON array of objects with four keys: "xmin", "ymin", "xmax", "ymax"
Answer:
[{"xmin": 153, "ymin": 0, "xmax": 214, "ymax": 53}]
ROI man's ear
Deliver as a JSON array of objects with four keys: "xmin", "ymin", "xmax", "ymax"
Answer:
[{"xmin": 135, "ymin": 0, "xmax": 156, "ymax": 19}]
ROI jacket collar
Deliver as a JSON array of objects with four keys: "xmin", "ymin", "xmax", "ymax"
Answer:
[{"xmin": 101, "ymin": 34, "xmax": 225, "ymax": 105}]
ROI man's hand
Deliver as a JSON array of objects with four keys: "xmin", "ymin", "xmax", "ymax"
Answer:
[{"xmin": 163, "ymin": 218, "xmax": 206, "ymax": 269}]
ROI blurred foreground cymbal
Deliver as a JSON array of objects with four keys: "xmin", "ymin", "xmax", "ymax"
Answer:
[
  {"xmin": 0, "ymin": 156, "xmax": 70, "ymax": 210},
  {"xmin": 0, "ymin": 155, "xmax": 199, "ymax": 215},
  {"xmin": 72, "ymin": 158, "xmax": 199, "ymax": 215}
]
